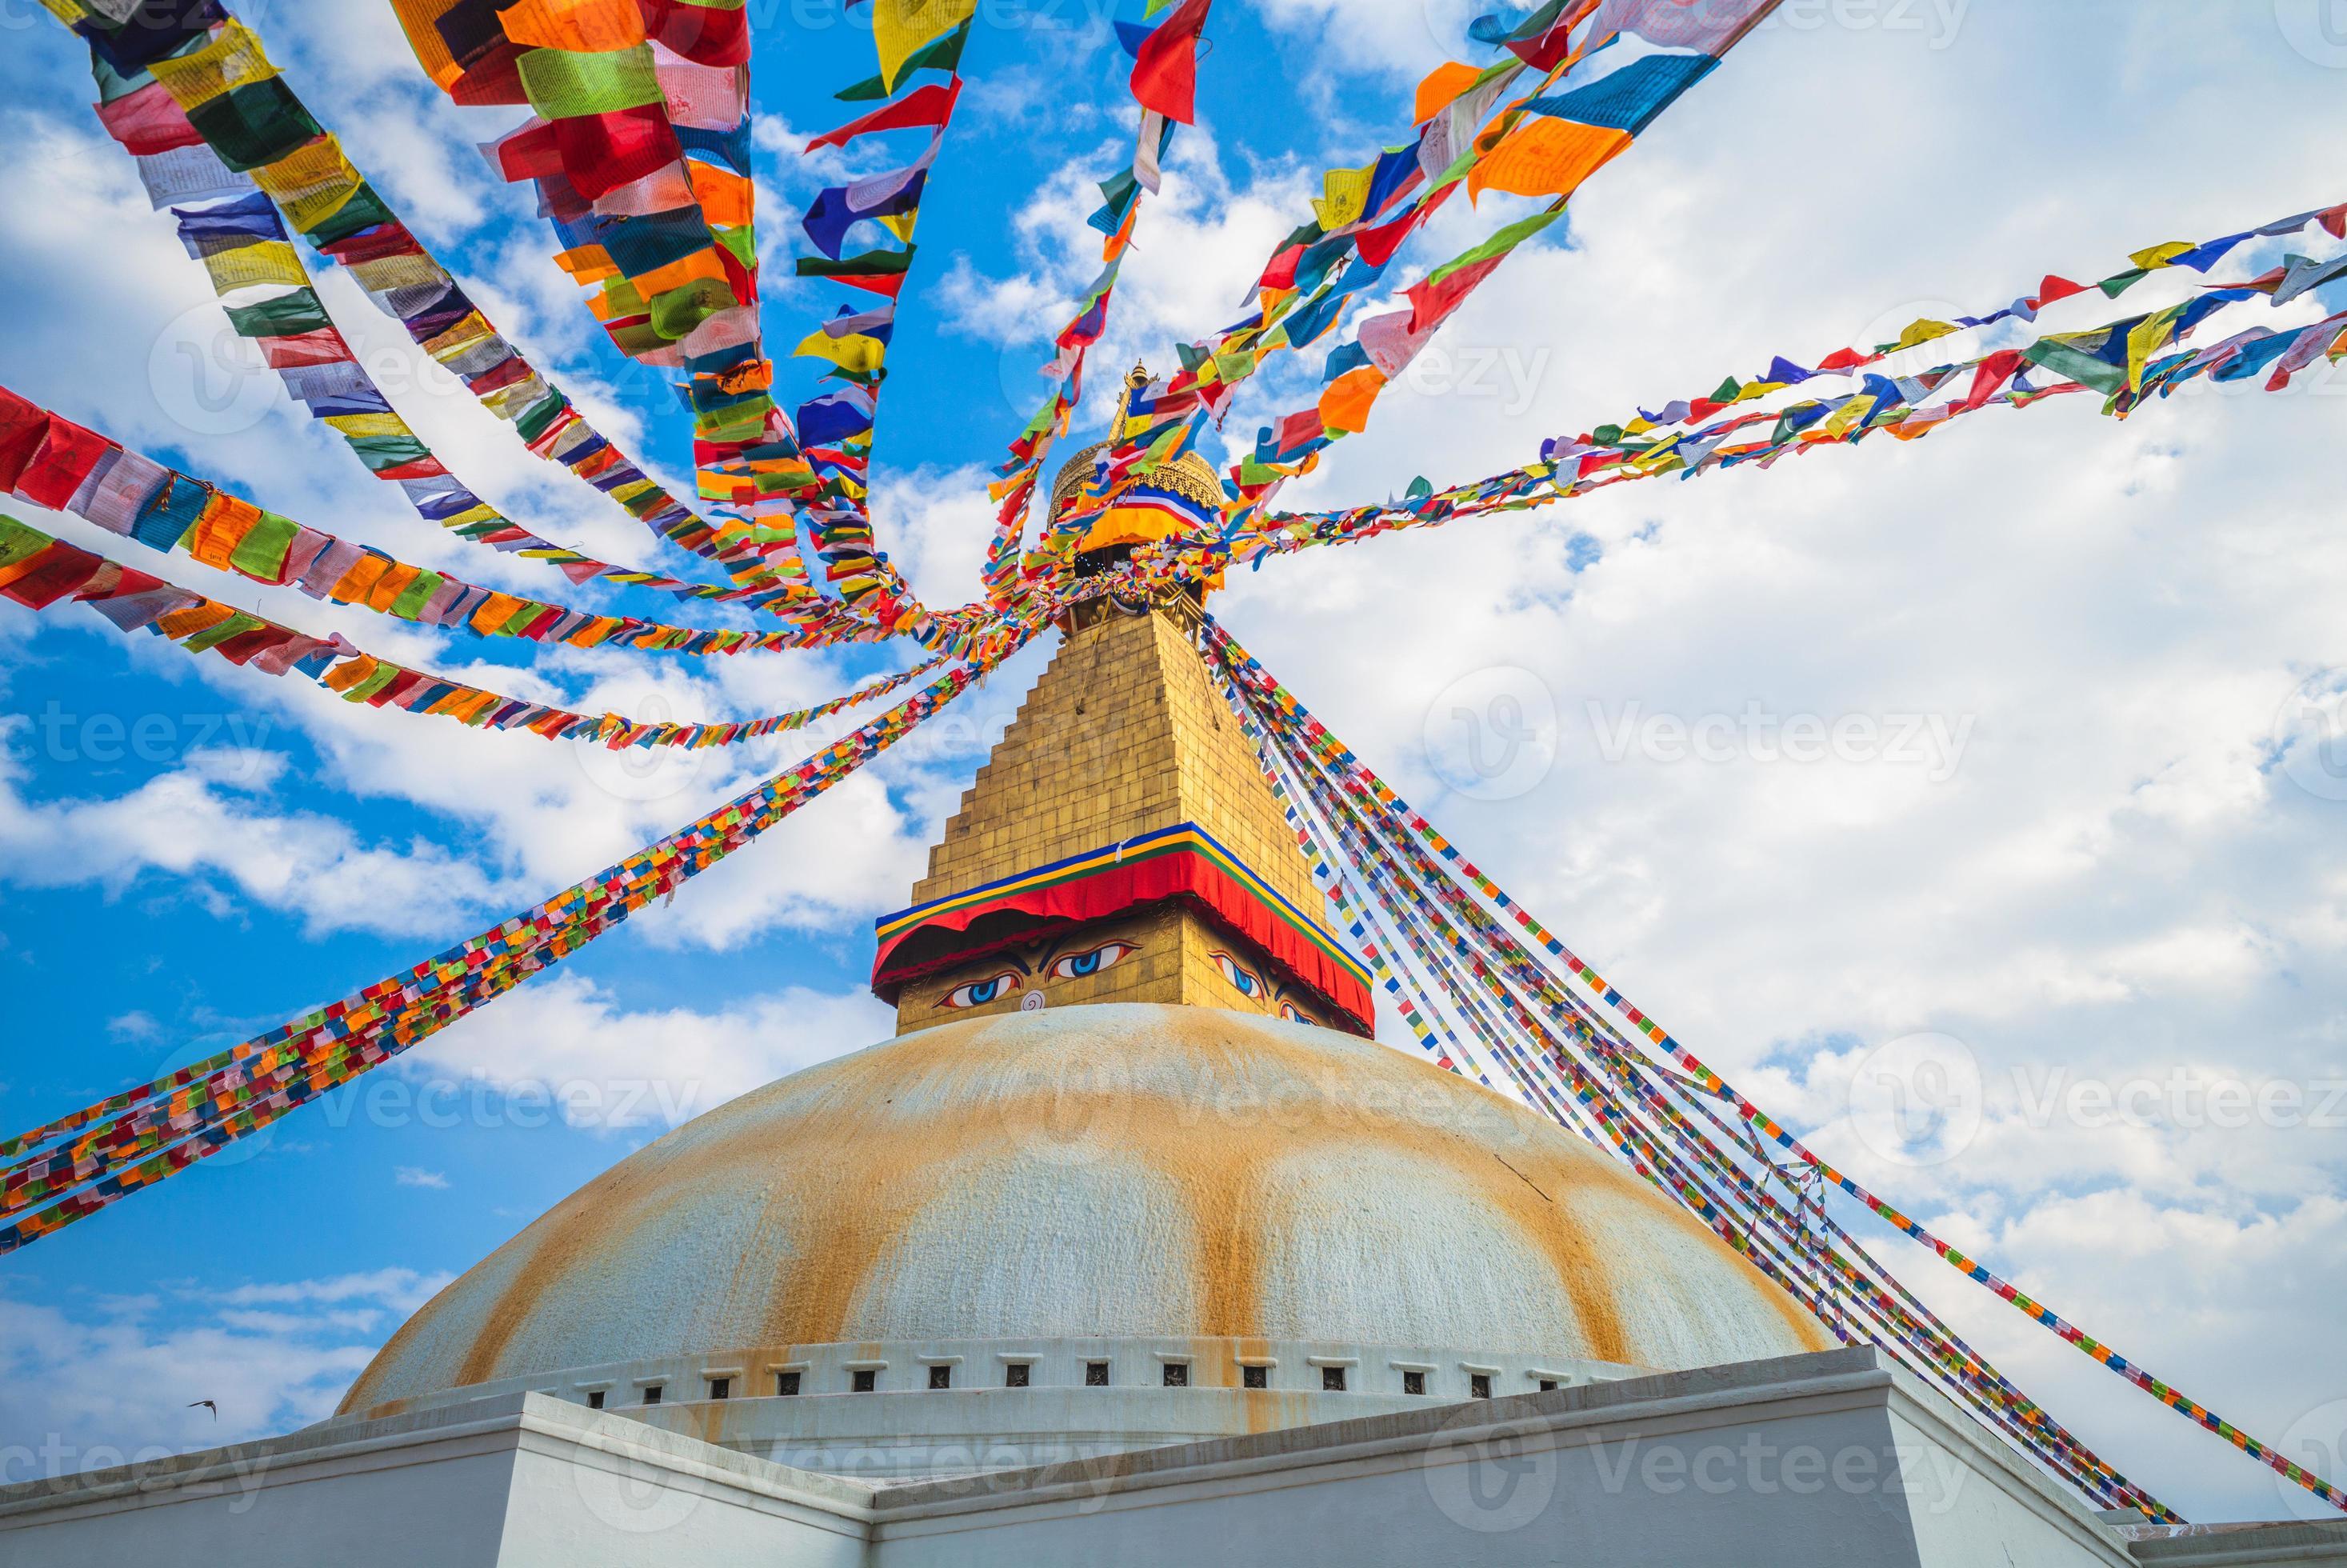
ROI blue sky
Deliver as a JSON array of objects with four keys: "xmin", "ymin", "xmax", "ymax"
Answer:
[{"xmin": 4, "ymin": 0, "xmax": 2347, "ymax": 1526}]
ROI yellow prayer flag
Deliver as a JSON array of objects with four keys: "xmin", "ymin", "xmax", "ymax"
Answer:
[
  {"xmin": 322, "ymin": 413, "xmax": 413, "ymax": 440},
  {"xmin": 2129, "ymin": 240, "xmax": 2194, "ymax": 271},
  {"xmin": 206, "ymin": 241, "xmax": 307, "ymax": 294},
  {"xmin": 346, "ymin": 253, "xmax": 446, "ymax": 296},
  {"xmin": 147, "ymin": 18, "xmax": 278, "ymax": 108},
  {"xmin": 1311, "ymin": 163, "xmax": 1376, "ymax": 231},
  {"xmin": 2126, "ymin": 303, "xmax": 2185, "ymax": 390},
  {"xmin": 874, "ymin": 0, "xmax": 977, "ymax": 92},
  {"xmin": 1893, "ymin": 318, "xmax": 1958, "ymax": 350},
  {"xmin": 794, "ymin": 328, "xmax": 887, "ymax": 374}
]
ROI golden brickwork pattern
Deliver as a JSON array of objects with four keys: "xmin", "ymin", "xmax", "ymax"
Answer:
[
  {"xmin": 910, "ymin": 605, "xmax": 1324, "ymax": 917},
  {"xmin": 894, "ymin": 605, "xmax": 1337, "ymax": 1036}
]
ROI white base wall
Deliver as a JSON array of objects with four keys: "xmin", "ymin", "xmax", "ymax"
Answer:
[{"xmin": 6, "ymin": 1349, "xmax": 2342, "ymax": 1568}]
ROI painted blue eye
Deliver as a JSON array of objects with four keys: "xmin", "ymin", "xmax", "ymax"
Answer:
[
  {"xmin": 1048, "ymin": 942, "xmax": 1139, "ymax": 981},
  {"xmin": 1210, "ymin": 951, "xmax": 1261, "ymax": 998},
  {"xmin": 937, "ymin": 970, "xmax": 1025, "ymax": 1010}
]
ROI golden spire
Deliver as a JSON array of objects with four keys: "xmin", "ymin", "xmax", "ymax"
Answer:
[{"xmin": 872, "ymin": 605, "xmax": 1371, "ymax": 1037}]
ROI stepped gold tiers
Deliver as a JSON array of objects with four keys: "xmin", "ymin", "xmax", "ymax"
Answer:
[{"xmin": 338, "ymin": 1004, "xmax": 1829, "ymax": 1475}]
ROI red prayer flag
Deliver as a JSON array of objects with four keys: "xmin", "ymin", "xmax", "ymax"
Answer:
[
  {"xmin": 1402, "ymin": 254, "xmax": 1502, "ymax": 336},
  {"xmin": 806, "ymin": 78, "xmax": 961, "ymax": 151},
  {"xmin": 0, "ymin": 387, "xmax": 49, "ymax": 493},
  {"xmin": 1130, "ymin": 0, "xmax": 1211, "ymax": 125},
  {"xmin": 15, "ymin": 417, "xmax": 114, "ymax": 510},
  {"xmin": 550, "ymin": 106, "xmax": 683, "ymax": 202},
  {"xmin": 0, "ymin": 541, "xmax": 104, "ymax": 610}
]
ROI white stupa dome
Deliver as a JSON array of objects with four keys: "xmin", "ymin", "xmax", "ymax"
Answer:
[{"xmin": 338, "ymin": 1004, "xmax": 1827, "ymax": 1473}]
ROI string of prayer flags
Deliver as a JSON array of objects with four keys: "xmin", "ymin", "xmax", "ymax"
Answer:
[
  {"xmin": 0, "ymin": 623, "xmax": 1031, "ymax": 1253},
  {"xmin": 1163, "ymin": 0, "xmax": 1781, "ymax": 526},
  {"xmin": 398, "ymin": 0, "xmax": 822, "ymax": 613},
  {"xmin": 981, "ymin": 0, "xmax": 1213, "ymax": 615},
  {"xmin": 79, "ymin": 62, "xmax": 850, "ymax": 625},
  {"xmin": 1561, "ymin": 197, "xmax": 2347, "ymax": 450},
  {"xmin": 1203, "ymin": 616, "xmax": 2345, "ymax": 1521},
  {"xmin": 1180, "ymin": 289, "xmax": 2347, "ymax": 586},
  {"xmin": 754, "ymin": 18, "xmax": 986, "ymax": 638},
  {"xmin": 56, "ymin": 3, "xmax": 822, "ymax": 606},
  {"xmin": 0, "ymin": 386, "xmax": 888, "ymax": 654},
  {"xmin": 0, "ymin": 513, "xmax": 950, "ymax": 750}
]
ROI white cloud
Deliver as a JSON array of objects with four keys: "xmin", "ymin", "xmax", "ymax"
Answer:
[
  {"xmin": 0, "ymin": 718, "xmax": 514, "ymax": 939},
  {"xmin": 393, "ymin": 1166, "xmax": 450, "ymax": 1190},
  {"xmin": 406, "ymin": 970, "xmax": 895, "ymax": 1130},
  {"xmin": 0, "ymin": 1270, "xmax": 451, "ymax": 1470}
]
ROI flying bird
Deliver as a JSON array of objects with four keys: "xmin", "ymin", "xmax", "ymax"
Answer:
[{"xmin": 187, "ymin": 1400, "xmax": 216, "ymax": 1420}]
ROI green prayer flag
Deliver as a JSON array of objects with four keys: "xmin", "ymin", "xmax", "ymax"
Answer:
[
  {"xmin": 227, "ymin": 510, "xmax": 300, "ymax": 582},
  {"xmin": 514, "ymin": 46, "xmax": 662, "ymax": 119},
  {"xmin": 224, "ymin": 290, "xmax": 330, "ymax": 338},
  {"xmin": 388, "ymin": 570, "xmax": 443, "ymax": 620},
  {"xmin": 182, "ymin": 610, "xmax": 265, "ymax": 653},
  {"xmin": 184, "ymin": 78, "xmax": 322, "ymax": 173},
  {"xmin": 0, "ymin": 514, "xmax": 53, "ymax": 569}
]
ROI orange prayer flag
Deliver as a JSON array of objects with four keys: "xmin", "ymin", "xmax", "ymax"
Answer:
[
  {"xmin": 495, "ymin": 0, "xmax": 646, "ymax": 51},
  {"xmin": 1317, "ymin": 365, "xmax": 1388, "ymax": 436},
  {"xmin": 1466, "ymin": 117, "xmax": 1629, "ymax": 204},
  {"xmin": 330, "ymin": 554, "xmax": 394, "ymax": 603},
  {"xmin": 184, "ymin": 493, "xmax": 261, "ymax": 572},
  {"xmin": 387, "ymin": 0, "xmax": 467, "ymax": 90},
  {"xmin": 365, "ymin": 561, "xmax": 422, "ymax": 612},
  {"xmin": 685, "ymin": 162, "xmax": 754, "ymax": 230},
  {"xmin": 1413, "ymin": 62, "xmax": 1484, "ymax": 125}
]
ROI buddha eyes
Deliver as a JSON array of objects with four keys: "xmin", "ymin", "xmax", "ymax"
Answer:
[
  {"xmin": 1047, "ymin": 941, "xmax": 1139, "ymax": 980},
  {"xmin": 937, "ymin": 970, "xmax": 1025, "ymax": 1009},
  {"xmin": 1209, "ymin": 950, "xmax": 1262, "ymax": 998},
  {"xmin": 1278, "ymin": 1000, "xmax": 1314, "ymax": 1026}
]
